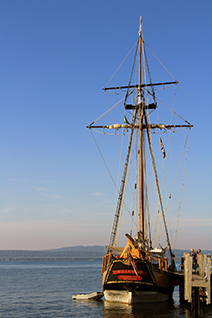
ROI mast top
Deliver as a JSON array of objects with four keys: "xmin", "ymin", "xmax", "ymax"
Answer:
[{"xmin": 139, "ymin": 16, "xmax": 142, "ymax": 37}]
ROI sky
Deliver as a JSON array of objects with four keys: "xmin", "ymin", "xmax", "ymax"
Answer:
[{"xmin": 0, "ymin": 0, "xmax": 211, "ymax": 251}]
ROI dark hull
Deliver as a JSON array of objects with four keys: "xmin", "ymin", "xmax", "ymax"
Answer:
[{"xmin": 102, "ymin": 258, "xmax": 174, "ymax": 304}]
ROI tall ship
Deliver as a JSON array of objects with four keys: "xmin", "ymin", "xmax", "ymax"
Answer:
[{"xmin": 87, "ymin": 17, "xmax": 193, "ymax": 304}]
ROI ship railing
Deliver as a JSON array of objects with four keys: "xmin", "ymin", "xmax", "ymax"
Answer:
[
  {"xmin": 102, "ymin": 253, "xmax": 113, "ymax": 273},
  {"xmin": 147, "ymin": 253, "xmax": 168, "ymax": 271}
]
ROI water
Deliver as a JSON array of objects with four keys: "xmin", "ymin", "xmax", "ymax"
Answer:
[{"xmin": 0, "ymin": 260, "xmax": 212, "ymax": 318}]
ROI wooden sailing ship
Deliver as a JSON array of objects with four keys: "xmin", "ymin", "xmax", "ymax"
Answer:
[{"xmin": 87, "ymin": 17, "xmax": 193, "ymax": 304}]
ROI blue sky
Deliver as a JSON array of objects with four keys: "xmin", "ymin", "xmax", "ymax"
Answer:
[{"xmin": 0, "ymin": 0, "xmax": 211, "ymax": 250}]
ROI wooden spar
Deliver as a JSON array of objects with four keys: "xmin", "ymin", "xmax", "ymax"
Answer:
[
  {"xmin": 139, "ymin": 17, "xmax": 142, "ymax": 91},
  {"xmin": 102, "ymin": 81, "xmax": 179, "ymax": 91},
  {"xmin": 87, "ymin": 124, "xmax": 193, "ymax": 129},
  {"xmin": 138, "ymin": 17, "xmax": 144, "ymax": 237}
]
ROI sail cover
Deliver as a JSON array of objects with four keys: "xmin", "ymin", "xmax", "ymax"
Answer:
[{"xmin": 106, "ymin": 245, "xmax": 124, "ymax": 255}]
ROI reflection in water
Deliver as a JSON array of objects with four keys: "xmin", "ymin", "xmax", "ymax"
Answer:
[
  {"xmin": 103, "ymin": 302, "xmax": 133, "ymax": 318},
  {"xmin": 71, "ymin": 299, "xmax": 104, "ymax": 317},
  {"xmin": 71, "ymin": 283, "xmax": 212, "ymax": 318},
  {"xmin": 103, "ymin": 300, "xmax": 177, "ymax": 318},
  {"xmin": 103, "ymin": 300, "xmax": 212, "ymax": 318},
  {"xmin": 71, "ymin": 298, "xmax": 212, "ymax": 318},
  {"xmin": 71, "ymin": 284, "xmax": 212, "ymax": 318}
]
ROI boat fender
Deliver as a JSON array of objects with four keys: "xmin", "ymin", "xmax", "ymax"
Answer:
[{"xmin": 171, "ymin": 278, "xmax": 179, "ymax": 286}]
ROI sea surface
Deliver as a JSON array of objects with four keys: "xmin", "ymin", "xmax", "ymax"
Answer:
[{"xmin": 0, "ymin": 260, "xmax": 212, "ymax": 318}]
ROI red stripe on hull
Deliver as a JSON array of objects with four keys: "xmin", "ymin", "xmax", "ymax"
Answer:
[
  {"xmin": 118, "ymin": 275, "xmax": 143, "ymax": 281},
  {"xmin": 113, "ymin": 269, "xmax": 147, "ymax": 275}
]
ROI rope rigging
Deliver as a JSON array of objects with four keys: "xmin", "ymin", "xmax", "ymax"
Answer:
[
  {"xmin": 156, "ymin": 85, "xmax": 178, "ymax": 247},
  {"xmin": 89, "ymin": 129, "xmax": 139, "ymax": 237},
  {"xmin": 141, "ymin": 35, "xmax": 174, "ymax": 257},
  {"xmin": 104, "ymin": 40, "xmax": 139, "ymax": 89},
  {"xmin": 109, "ymin": 111, "xmax": 137, "ymax": 246},
  {"xmin": 143, "ymin": 40, "xmax": 177, "ymax": 81},
  {"xmin": 108, "ymin": 41, "xmax": 140, "ymax": 246},
  {"xmin": 144, "ymin": 109, "xmax": 175, "ymax": 263},
  {"xmin": 173, "ymin": 128, "xmax": 191, "ymax": 250},
  {"xmin": 88, "ymin": 28, "xmax": 192, "ymax": 257}
]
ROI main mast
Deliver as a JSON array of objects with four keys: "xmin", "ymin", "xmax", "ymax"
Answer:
[
  {"xmin": 138, "ymin": 17, "xmax": 145, "ymax": 238},
  {"xmin": 88, "ymin": 18, "xmax": 191, "ymax": 260}
]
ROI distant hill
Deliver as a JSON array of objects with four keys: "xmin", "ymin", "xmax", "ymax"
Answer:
[
  {"xmin": 0, "ymin": 246, "xmax": 211, "ymax": 262},
  {"xmin": 0, "ymin": 246, "xmax": 105, "ymax": 261},
  {"xmin": 45, "ymin": 245, "xmax": 105, "ymax": 252}
]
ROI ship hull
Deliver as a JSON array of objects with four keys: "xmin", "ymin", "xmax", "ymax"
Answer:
[
  {"xmin": 102, "ymin": 258, "xmax": 174, "ymax": 304},
  {"xmin": 104, "ymin": 289, "xmax": 169, "ymax": 304}
]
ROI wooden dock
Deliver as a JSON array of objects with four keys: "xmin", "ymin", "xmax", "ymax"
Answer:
[{"xmin": 179, "ymin": 253, "xmax": 211, "ymax": 317}]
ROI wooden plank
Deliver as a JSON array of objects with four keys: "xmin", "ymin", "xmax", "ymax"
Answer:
[
  {"xmin": 206, "ymin": 254, "xmax": 211, "ymax": 305},
  {"xmin": 192, "ymin": 280, "xmax": 209, "ymax": 288},
  {"xmin": 197, "ymin": 253, "xmax": 204, "ymax": 276},
  {"xmin": 184, "ymin": 253, "xmax": 192, "ymax": 302}
]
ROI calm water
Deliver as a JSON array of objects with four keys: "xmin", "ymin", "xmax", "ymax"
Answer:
[{"xmin": 0, "ymin": 260, "xmax": 212, "ymax": 318}]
